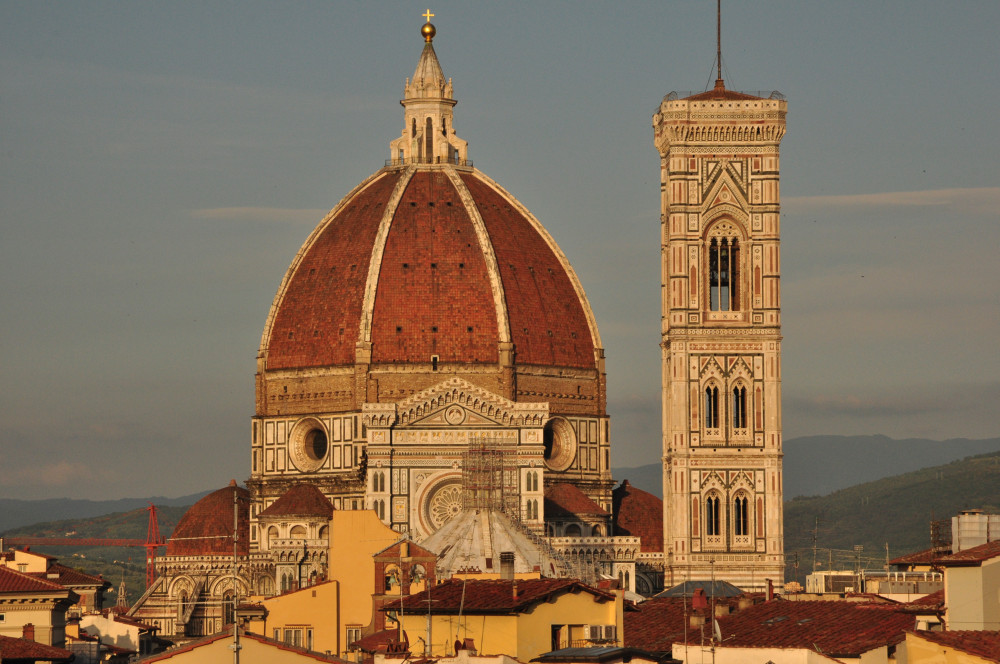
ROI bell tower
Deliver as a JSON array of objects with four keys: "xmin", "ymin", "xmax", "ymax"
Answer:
[{"xmin": 652, "ymin": 70, "xmax": 787, "ymax": 589}]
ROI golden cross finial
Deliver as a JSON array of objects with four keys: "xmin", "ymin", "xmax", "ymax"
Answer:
[{"xmin": 422, "ymin": 9, "xmax": 434, "ymax": 23}]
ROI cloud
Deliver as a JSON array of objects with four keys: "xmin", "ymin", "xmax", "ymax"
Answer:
[
  {"xmin": 783, "ymin": 382, "xmax": 1000, "ymax": 441},
  {"xmin": 0, "ymin": 461, "xmax": 115, "ymax": 489},
  {"xmin": 191, "ymin": 207, "xmax": 327, "ymax": 223},
  {"xmin": 785, "ymin": 187, "xmax": 1000, "ymax": 216}
]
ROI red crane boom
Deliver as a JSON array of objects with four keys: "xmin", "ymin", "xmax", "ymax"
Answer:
[{"xmin": 3, "ymin": 504, "xmax": 167, "ymax": 587}]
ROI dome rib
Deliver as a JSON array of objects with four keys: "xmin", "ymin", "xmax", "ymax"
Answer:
[
  {"xmin": 358, "ymin": 166, "xmax": 417, "ymax": 345},
  {"xmin": 461, "ymin": 172, "xmax": 602, "ymax": 368},
  {"xmin": 261, "ymin": 170, "xmax": 405, "ymax": 370},
  {"xmin": 445, "ymin": 167, "xmax": 511, "ymax": 344}
]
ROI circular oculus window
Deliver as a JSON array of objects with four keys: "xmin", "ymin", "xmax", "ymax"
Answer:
[
  {"xmin": 542, "ymin": 417, "xmax": 577, "ymax": 472},
  {"xmin": 288, "ymin": 418, "xmax": 329, "ymax": 473}
]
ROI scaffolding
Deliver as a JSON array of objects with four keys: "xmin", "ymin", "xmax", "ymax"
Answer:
[{"xmin": 462, "ymin": 436, "xmax": 519, "ymax": 518}]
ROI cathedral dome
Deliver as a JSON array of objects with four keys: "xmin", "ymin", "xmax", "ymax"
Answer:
[
  {"xmin": 254, "ymin": 25, "xmax": 605, "ymax": 421},
  {"xmin": 260, "ymin": 166, "xmax": 600, "ymax": 373},
  {"xmin": 167, "ymin": 483, "xmax": 249, "ymax": 557}
]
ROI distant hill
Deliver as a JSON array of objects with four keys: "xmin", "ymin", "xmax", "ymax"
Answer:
[
  {"xmin": 784, "ymin": 450, "xmax": 1000, "ymax": 584},
  {"xmin": 0, "ymin": 504, "xmax": 192, "ymax": 603},
  {"xmin": 0, "ymin": 491, "xmax": 211, "ymax": 533},
  {"xmin": 612, "ymin": 435, "xmax": 1000, "ymax": 498}
]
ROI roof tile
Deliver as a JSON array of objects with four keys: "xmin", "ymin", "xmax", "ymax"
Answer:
[
  {"xmin": 383, "ymin": 578, "xmax": 613, "ymax": 614},
  {"xmin": 259, "ymin": 484, "xmax": 334, "ymax": 519}
]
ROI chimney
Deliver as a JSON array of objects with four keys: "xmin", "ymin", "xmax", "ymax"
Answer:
[
  {"xmin": 512, "ymin": 580, "xmax": 519, "ymax": 599},
  {"xmin": 500, "ymin": 552, "xmax": 515, "ymax": 581},
  {"xmin": 767, "ymin": 579, "xmax": 774, "ymax": 601},
  {"xmin": 23, "ymin": 623, "xmax": 35, "ymax": 642}
]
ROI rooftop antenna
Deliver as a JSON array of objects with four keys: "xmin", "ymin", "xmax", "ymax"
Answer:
[{"xmin": 716, "ymin": 0, "xmax": 723, "ymax": 84}]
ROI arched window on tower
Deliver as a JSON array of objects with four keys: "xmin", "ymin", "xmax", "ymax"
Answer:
[
  {"xmin": 705, "ymin": 494, "xmax": 721, "ymax": 537},
  {"xmin": 732, "ymin": 386, "xmax": 748, "ymax": 430},
  {"xmin": 733, "ymin": 495, "xmax": 749, "ymax": 536},
  {"xmin": 708, "ymin": 237, "xmax": 740, "ymax": 311},
  {"xmin": 705, "ymin": 386, "xmax": 720, "ymax": 430}
]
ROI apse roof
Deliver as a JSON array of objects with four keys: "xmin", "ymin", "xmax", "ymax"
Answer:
[
  {"xmin": 258, "ymin": 484, "xmax": 333, "ymax": 519},
  {"xmin": 166, "ymin": 482, "xmax": 249, "ymax": 557},
  {"xmin": 612, "ymin": 480, "xmax": 663, "ymax": 553}
]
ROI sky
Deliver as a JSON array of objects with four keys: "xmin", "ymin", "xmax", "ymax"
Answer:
[{"xmin": 2, "ymin": 1, "xmax": 998, "ymax": 500}]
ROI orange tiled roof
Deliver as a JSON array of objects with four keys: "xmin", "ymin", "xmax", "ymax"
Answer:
[
  {"xmin": 258, "ymin": 484, "xmax": 334, "ymax": 519},
  {"xmin": 612, "ymin": 480, "xmax": 663, "ymax": 553},
  {"xmin": 383, "ymin": 578, "xmax": 613, "ymax": 615},
  {"xmin": 903, "ymin": 589, "xmax": 945, "ymax": 608},
  {"xmin": 28, "ymin": 562, "xmax": 109, "ymax": 589},
  {"xmin": 682, "ymin": 80, "xmax": 764, "ymax": 101},
  {"xmin": 889, "ymin": 547, "xmax": 943, "ymax": 565},
  {"xmin": 139, "ymin": 631, "xmax": 349, "ymax": 663},
  {"xmin": 0, "ymin": 565, "xmax": 69, "ymax": 594},
  {"xmin": 545, "ymin": 483, "xmax": 608, "ymax": 518},
  {"xmin": 0, "ymin": 635, "xmax": 75, "ymax": 662},
  {"xmin": 623, "ymin": 595, "xmax": 748, "ymax": 652},
  {"xmin": 935, "ymin": 540, "xmax": 1000, "ymax": 565},
  {"xmin": 912, "ymin": 630, "xmax": 1000, "ymax": 662},
  {"xmin": 681, "ymin": 599, "xmax": 914, "ymax": 657}
]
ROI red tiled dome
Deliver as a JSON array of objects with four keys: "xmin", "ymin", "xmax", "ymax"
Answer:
[
  {"xmin": 260, "ymin": 166, "xmax": 600, "ymax": 372},
  {"xmin": 167, "ymin": 484, "xmax": 249, "ymax": 557},
  {"xmin": 612, "ymin": 480, "xmax": 663, "ymax": 553}
]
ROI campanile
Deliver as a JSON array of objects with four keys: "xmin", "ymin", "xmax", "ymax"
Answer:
[{"xmin": 652, "ymin": 75, "xmax": 787, "ymax": 590}]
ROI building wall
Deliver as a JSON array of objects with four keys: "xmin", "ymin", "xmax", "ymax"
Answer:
[
  {"xmin": 396, "ymin": 590, "xmax": 620, "ymax": 662},
  {"xmin": 0, "ymin": 599, "xmax": 68, "ymax": 646},
  {"xmin": 251, "ymin": 581, "xmax": 340, "ymax": 654},
  {"xmin": 145, "ymin": 634, "xmax": 343, "ymax": 664},
  {"xmin": 80, "ymin": 613, "xmax": 141, "ymax": 653},
  {"xmin": 327, "ymin": 511, "xmax": 403, "ymax": 653},
  {"xmin": 945, "ymin": 558, "xmax": 1000, "ymax": 630},
  {"xmin": 903, "ymin": 633, "xmax": 995, "ymax": 664},
  {"xmin": 673, "ymin": 644, "xmax": 842, "ymax": 664}
]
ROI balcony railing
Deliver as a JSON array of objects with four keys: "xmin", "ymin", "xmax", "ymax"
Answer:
[{"xmin": 385, "ymin": 156, "xmax": 473, "ymax": 168}]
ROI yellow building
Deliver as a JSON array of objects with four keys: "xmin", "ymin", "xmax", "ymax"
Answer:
[
  {"xmin": 138, "ymin": 631, "xmax": 347, "ymax": 664},
  {"xmin": 0, "ymin": 565, "xmax": 78, "ymax": 647},
  {"xmin": 249, "ymin": 510, "xmax": 433, "ymax": 658},
  {"xmin": 383, "ymin": 578, "xmax": 623, "ymax": 663},
  {"xmin": 903, "ymin": 630, "xmax": 1000, "ymax": 664}
]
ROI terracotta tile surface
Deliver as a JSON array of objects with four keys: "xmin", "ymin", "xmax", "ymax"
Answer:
[
  {"xmin": 383, "ymin": 578, "xmax": 612, "ymax": 614},
  {"xmin": 0, "ymin": 565, "xmax": 68, "ymax": 593},
  {"xmin": 545, "ymin": 483, "xmax": 608, "ymax": 518},
  {"xmin": 623, "ymin": 595, "xmax": 747, "ymax": 652},
  {"xmin": 0, "ymin": 634, "xmax": 75, "ymax": 662},
  {"xmin": 889, "ymin": 547, "xmax": 942, "ymax": 566},
  {"xmin": 264, "ymin": 166, "xmax": 598, "ymax": 373},
  {"xmin": 371, "ymin": 170, "xmax": 499, "ymax": 364},
  {"xmin": 266, "ymin": 171, "xmax": 403, "ymax": 369},
  {"xmin": 28, "ymin": 562, "xmax": 107, "ymax": 588},
  {"xmin": 936, "ymin": 540, "xmax": 1000, "ymax": 565},
  {"xmin": 461, "ymin": 173, "xmax": 595, "ymax": 369},
  {"xmin": 166, "ymin": 485, "xmax": 249, "ymax": 556},
  {"xmin": 258, "ymin": 484, "xmax": 334, "ymax": 518},
  {"xmin": 680, "ymin": 599, "xmax": 914, "ymax": 657},
  {"xmin": 612, "ymin": 480, "xmax": 663, "ymax": 553}
]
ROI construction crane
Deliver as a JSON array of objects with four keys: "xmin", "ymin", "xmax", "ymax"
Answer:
[{"xmin": 3, "ymin": 504, "xmax": 166, "ymax": 587}]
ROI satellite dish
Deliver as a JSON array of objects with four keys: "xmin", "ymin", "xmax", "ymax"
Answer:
[{"xmin": 713, "ymin": 619, "xmax": 723, "ymax": 643}]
